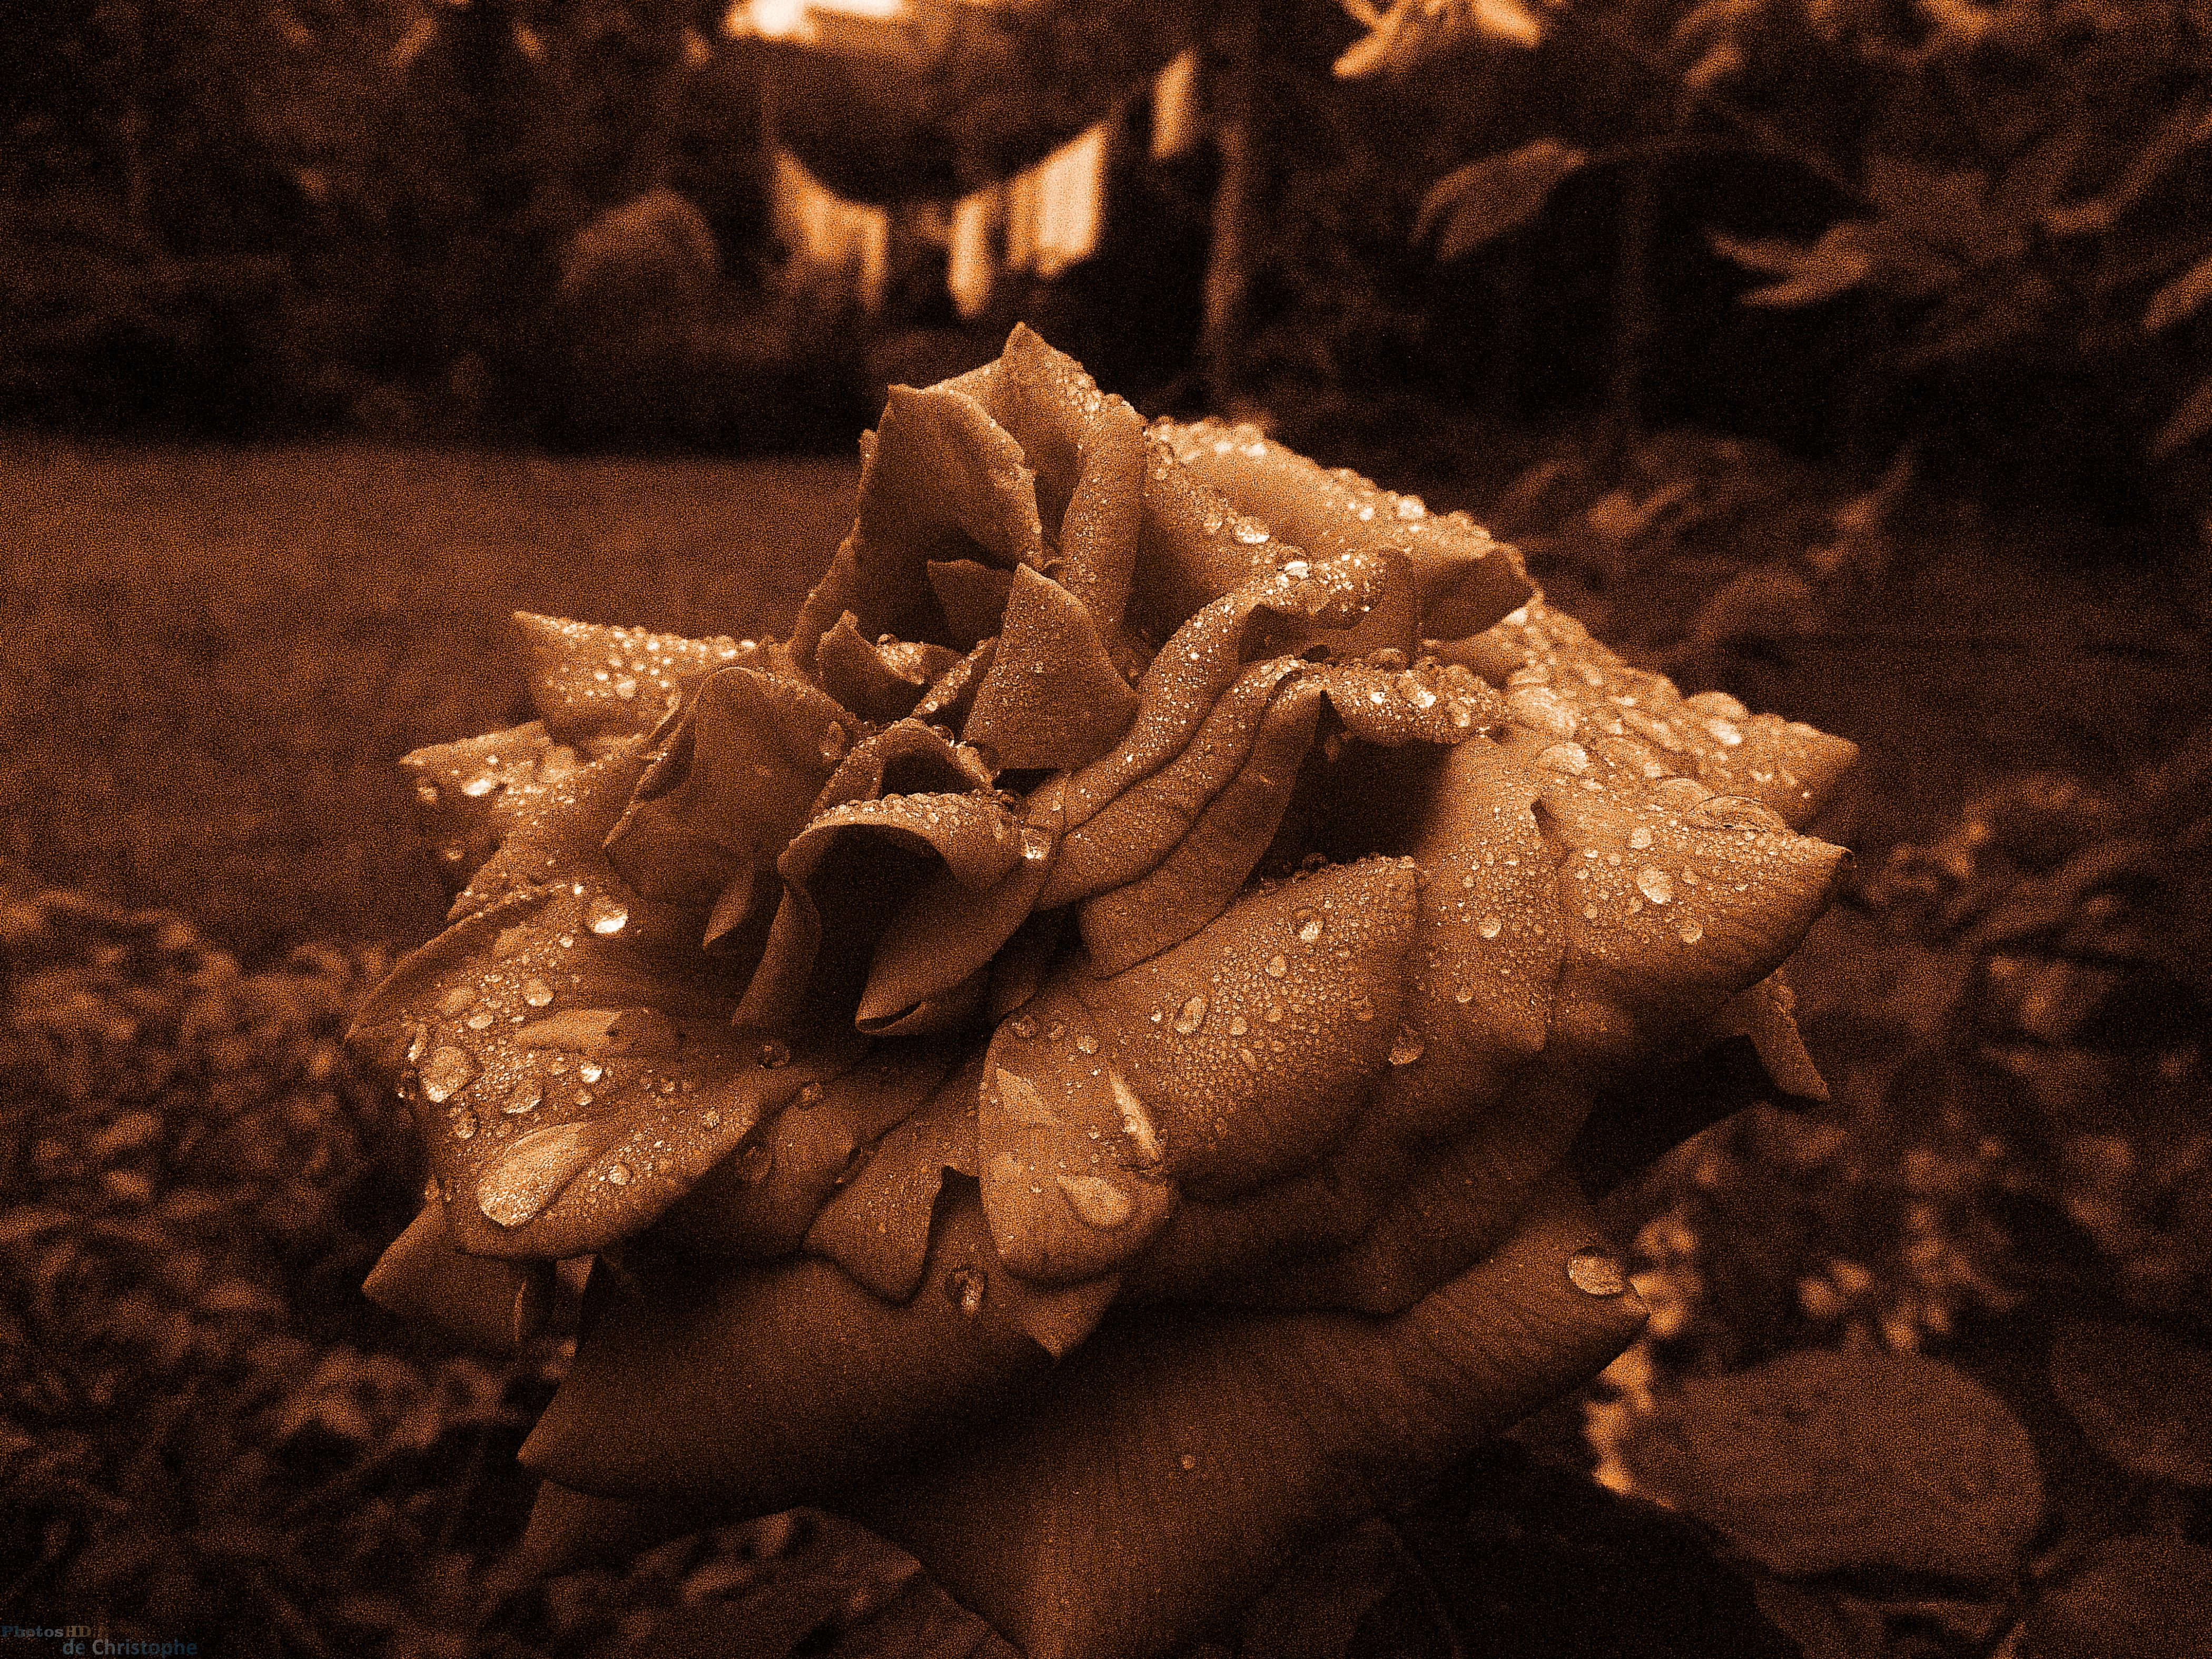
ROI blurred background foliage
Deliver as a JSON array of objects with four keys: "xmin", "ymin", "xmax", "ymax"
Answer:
[{"xmin": 3, "ymin": 0, "xmax": 2209, "ymax": 532}]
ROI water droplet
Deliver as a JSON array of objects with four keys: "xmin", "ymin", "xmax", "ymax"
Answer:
[
  {"xmin": 1446, "ymin": 702, "xmax": 1473, "ymax": 728},
  {"xmin": 503, "ymin": 1081, "xmax": 541, "ymax": 1115},
  {"xmin": 559, "ymin": 934, "xmax": 576, "ymax": 949},
  {"xmin": 1454, "ymin": 983, "xmax": 1476, "ymax": 1004},
  {"xmin": 1350, "ymin": 996, "xmax": 1375, "ymax": 1022},
  {"xmin": 416, "ymin": 781, "xmax": 442, "ymax": 807},
  {"xmin": 1058, "ymin": 1173, "xmax": 1134, "ymax": 1229},
  {"xmin": 522, "ymin": 978, "xmax": 554, "ymax": 1008},
  {"xmin": 1478, "ymin": 914, "xmax": 1502, "ymax": 940},
  {"xmin": 1075, "ymin": 1033, "xmax": 1099, "ymax": 1055},
  {"xmin": 1009, "ymin": 1014, "xmax": 1038, "ymax": 1039},
  {"xmin": 1111, "ymin": 1072, "xmax": 1162, "ymax": 1164},
  {"xmin": 1509, "ymin": 686, "xmax": 1579, "ymax": 741},
  {"xmin": 737, "ymin": 1140, "xmax": 773, "ymax": 1182},
  {"xmin": 586, "ymin": 895, "xmax": 628, "ymax": 935},
  {"xmin": 1636, "ymin": 867, "xmax": 1674, "ymax": 904},
  {"xmin": 701, "ymin": 1109, "xmax": 722, "ymax": 1130},
  {"xmin": 1228, "ymin": 1015, "xmax": 1249, "ymax": 1037},
  {"xmin": 1677, "ymin": 917, "xmax": 1704, "ymax": 944},
  {"xmin": 1172, "ymin": 994, "xmax": 1208, "ymax": 1035},
  {"xmin": 1232, "ymin": 519, "xmax": 1271, "ymax": 545},
  {"xmin": 1628, "ymin": 826, "xmax": 1653, "ymax": 851},
  {"xmin": 944, "ymin": 1267, "xmax": 986, "ymax": 1317},
  {"xmin": 1567, "ymin": 1248, "xmax": 1628, "ymax": 1296},
  {"xmin": 1266, "ymin": 953, "xmax": 1288, "ymax": 977},
  {"xmin": 453, "ymin": 1109, "xmax": 478, "ymax": 1140},
  {"xmin": 1394, "ymin": 493, "xmax": 1426, "ymax": 520},
  {"xmin": 419, "ymin": 1046, "xmax": 478, "ymax": 1103},
  {"xmin": 438, "ymin": 986, "xmax": 478, "ymax": 1016},
  {"xmin": 1020, "ymin": 826, "xmax": 1054, "ymax": 864},
  {"xmin": 578, "ymin": 1059, "xmax": 604, "ymax": 1084},
  {"xmin": 477, "ymin": 1121, "xmax": 606, "ymax": 1228},
  {"xmin": 1706, "ymin": 717, "xmax": 1743, "ymax": 747},
  {"xmin": 1281, "ymin": 558, "xmax": 1310, "ymax": 578},
  {"xmin": 1180, "ymin": 1453, "xmax": 1199, "ymax": 1471},
  {"xmin": 464, "ymin": 1009, "xmax": 494, "ymax": 1031},
  {"xmin": 614, "ymin": 677, "xmax": 638, "ymax": 700},
  {"xmin": 1686, "ymin": 795, "xmax": 1787, "ymax": 833},
  {"xmin": 461, "ymin": 774, "xmax": 499, "ymax": 798},
  {"xmin": 605, "ymin": 1161, "xmax": 631, "ymax": 1186},
  {"xmin": 1537, "ymin": 742, "xmax": 1590, "ymax": 775},
  {"xmin": 1295, "ymin": 907, "xmax": 1324, "ymax": 943},
  {"xmin": 1389, "ymin": 1030, "xmax": 1425, "ymax": 1066},
  {"xmin": 757, "ymin": 1038, "xmax": 791, "ymax": 1070}
]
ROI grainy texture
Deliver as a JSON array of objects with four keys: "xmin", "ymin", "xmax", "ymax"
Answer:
[{"xmin": 1, "ymin": 439, "xmax": 860, "ymax": 961}]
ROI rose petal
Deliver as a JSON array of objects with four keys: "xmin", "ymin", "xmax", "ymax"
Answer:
[
  {"xmin": 522, "ymin": 1185, "xmax": 1061, "ymax": 1512},
  {"xmin": 858, "ymin": 852, "xmax": 1052, "ymax": 1033},
  {"xmin": 1071, "ymin": 857, "xmax": 1418, "ymax": 1199},
  {"xmin": 401, "ymin": 720, "xmax": 619, "ymax": 891},
  {"xmin": 511, "ymin": 612, "xmax": 762, "ymax": 740},
  {"xmin": 1478, "ymin": 599, "xmax": 1858, "ymax": 827},
  {"xmin": 926, "ymin": 559, "xmax": 1015, "ymax": 648},
  {"xmin": 976, "ymin": 990, "xmax": 1181, "ymax": 1286},
  {"xmin": 816, "ymin": 611, "xmax": 946, "ymax": 721},
  {"xmin": 1075, "ymin": 675, "xmax": 1324, "ymax": 973},
  {"xmin": 824, "ymin": 383, "xmax": 1049, "ymax": 654},
  {"xmin": 650, "ymin": 1040, "xmax": 959, "ymax": 1259},
  {"xmin": 1165, "ymin": 419, "xmax": 1534, "ymax": 640},
  {"xmin": 1532, "ymin": 768, "xmax": 1851, "ymax": 1075},
  {"xmin": 1310, "ymin": 658, "xmax": 1506, "ymax": 748},
  {"xmin": 964, "ymin": 565, "xmax": 1141, "ymax": 770},
  {"xmin": 736, "ymin": 787, "xmax": 1023, "ymax": 1033},
  {"xmin": 804, "ymin": 1055, "xmax": 983, "ymax": 1299},
  {"xmin": 913, "ymin": 635, "xmax": 1000, "ymax": 730},
  {"xmin": 362, "ymin": 1202, "xmax": 554, "ymax": 1354},
  {"xmin": 603, "ymin": 666, "xmax": 855, "ymax": 921},
  {"xmin": 852, "ymin": 1172, "xmax": 1644, "ymax": 1659}
]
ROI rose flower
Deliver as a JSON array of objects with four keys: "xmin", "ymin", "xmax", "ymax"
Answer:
[{"xmin": 352, "ymin": 326, "xmax": 1855, "ymax": 1659}]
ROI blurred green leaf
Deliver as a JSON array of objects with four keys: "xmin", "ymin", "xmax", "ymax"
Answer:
[
  {"xmin": 1417, "ymin": 141, "xmax": 1589, "ymax": 264},
  {"xmin": 1622, "ymin": 1348, "xmax": 2042, "ymax": 1578},
  {"xmin": 2152, "ymin": 374, "xmax": 2212, "ymax": 460},
  {"xmin": 2142, "ymin": 250, "xmax": 2212, "ymax": 334},
  {"xmin": 1711, "ymin": 224, "xmax": 1875, "ymax": 307},
  {"xmin": 2049, "ymin": 1319, "xmax": 2212, "ymax": 1486},
  {"xmin": 2019, "ymin": 1535, "xmax": 2212, "ymax": 1659}
]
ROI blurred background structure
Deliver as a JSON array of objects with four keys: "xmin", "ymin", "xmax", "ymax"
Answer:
[{"xmin": 8, "ymin": 4, "xmax": 2212, "ymax": 1656}]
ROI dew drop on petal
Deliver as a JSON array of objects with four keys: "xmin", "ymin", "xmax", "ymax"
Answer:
[
  {"xmin": 522, "ymin": 978, "xmax": 554, "ymax": 1009},
  {"xmin": 453, "ymin": 1109, "xmax": 478, "ymax": 1140},
  {"xmin": 1628, "ymin": 826, "xmax": 1653, "ymax": 851},
  {"xmin": 1478, "ymin": 914, "xmax": 1503, "ymax": 940},
  {"xmin": 503, "ymin": 1081, "xmax": 541, "ymax": 1115},
  {"xmin": 1567, "ymin": 1248, "xmax": 1628, "ymax": 1296},
  {"xmin": 1389, "ymin": 1030, "xmax": 1425, "ymax": 1066},
  {"xmin": 1678, "ymin": 917, "xmax": 1704, "ymax": 944},
  {"xmin": 586, "ymin": 895, "xmax": 628, "ymax": 935},
  {"xmin": 1294, "ymin": 907, "xmax": 1325, "ymax": 943},
  {"xmin": 757, "ymin": 1038, "xmax": 791, "ymax": 1070},
  {"xmin": 614, "ymin": 677, "xmax": 638, "ymax": 700},
  {"xmin": 477, "ymin": 1122, "xmax": 606, "ymax": 1228},
  {"xmin": 419, "ymin": 1046, "xmax": 478, "ymax": 1103},
  {"xmin": 1266, "ymin": 953, "xmax": 1288, "ymax": 978},
  {"xmin": 701, "ymin": 1109, "xmax": 721, "ymax": 1130},
  {"xmin": 1075, "ymin": 1033, "xmax": 1099, "ymax": 1055},
  {"xmin": 1394, "ymin": 493, "xmax": 1426, "ymax": 520},
  {"xmin": 945, "ymin": 1267, "xmax": 986, "ymax": 1317},
  {"xmin": 1637, "ymin": 867, "xmax": 1674, "ymax": 904},
  {"xmin": 461, "ymin": 774, "xmax": 498, "ymax": 798},
  {"xmin": 605, "ymin": 1162, "xmax": 631, "ymax": 1187},
  {"xmin": 1537, "ymin": 742, "xmax": 1590, "ymax": 775},
  {"xmin": 1058, "ymin": 1173, "xmax": 1134, "ymax": 1230},
  {"xmin": 1171, "ymin": 995, "xmax": 1208, "ymax": 1035},
  {"xmin": 1232, "ymin": 519, "xmax": 1271, "ymax": 545},
  {"xmin": 1454, "ymin": 983, "xmax": 1476, "ymax": 1004},
  {"xmin": 578, "ymin": 1060, "xmax": 604, "ymax": 1084},
  {"xmin": 464, "ymin": 1010, "xmax": 494, "ymax": 1031},
  {"xmin": 438, "ymin": 986, "xmax": 478, "ymax": 1016}
]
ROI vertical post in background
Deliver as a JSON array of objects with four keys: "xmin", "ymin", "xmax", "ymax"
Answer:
[{"xmin": 1200, "ymin": 0, "xmax": 1259, "ymax": 411}]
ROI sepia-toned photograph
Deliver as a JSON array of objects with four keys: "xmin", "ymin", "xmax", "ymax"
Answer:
[{"xmin": 4, "ymin": 2, "xmax": 2209, "ymax": 1655}]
